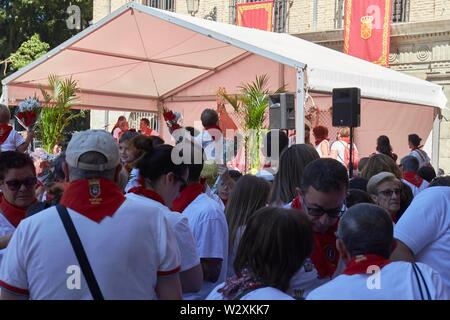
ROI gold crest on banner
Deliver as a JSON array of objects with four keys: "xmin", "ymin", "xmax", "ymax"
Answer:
[{"xmin": 360, "ymin": 15, "xmax": 374, "ymax": 40}]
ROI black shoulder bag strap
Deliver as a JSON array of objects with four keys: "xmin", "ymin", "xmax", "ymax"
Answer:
[
  {"xmin": 412, "ymin": 262, "xmax": 431, "ymax": 300},
  {"xmin": 56, "ymin": 205, "xmax": 104, "ymax": 300}
]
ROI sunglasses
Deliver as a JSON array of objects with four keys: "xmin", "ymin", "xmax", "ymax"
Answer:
[
  {"xmin": 4, "ymin": 177, "xmax": 37, "ymax": 192},
  {"xmin": 301, "ymin": 196, "xmax": 346, "ymax": 218}
]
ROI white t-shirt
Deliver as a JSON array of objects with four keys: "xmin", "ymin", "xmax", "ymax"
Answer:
[
  {"xmin": 0, "ymin": 212, "xmax": 16, "ymax": 266},
  {"xmin": 315, "ymin": 140, "xmax": 329, "ymax": 158},
  {"xmin": 182, "ymin": 193, "xmax": 229, "ymax": 300},
  {"xmin": 307, "ymin": 261, "xmax": 448, "ymax": 300},
  {"xmin": 126, "ymin": 193, "xmax": 200, "ymax": 272},
  {"xmin": 394, "ymin": 186, "xmax": 450, "ymax": 293},
  {"xmin": 401, "ymin": 178, "xmax": 429, "ymax": 197},
  {"xmin": 0, "ymin": 130, "xmax": 25, "ymax": 152},
  {"xmin": 207, "ymin": 283, "xmax": 294, "ymax": 300},
  {"xmin": 330, "ymin": 140, "xmax": 347, "ymax": 166},
  {"xmin": 409, "ymin": 149, "xmax": 431, "ymax": 168},
  {"xmin": 0, "ymin": 198, "xmax": 180, "ymax": 299}
]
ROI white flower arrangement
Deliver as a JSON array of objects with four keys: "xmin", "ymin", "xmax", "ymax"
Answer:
[{"xmin": 18, "ymin": 97, "xmax": 41, "ymax": 112}]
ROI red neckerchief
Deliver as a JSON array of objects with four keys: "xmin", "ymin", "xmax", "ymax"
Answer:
[
  {"xmin": 0, "ymin": 194, "xmax": 32, "ymax": 228},
  {"xmin": 204, "ymin": 125, "xmax": 222, "ymax": 141},
  {"xmin": 340, "ymin": 137, "xmax": 350, "ymax": 144},
  {"xmin": 128, "ymin": 186, "xmax": 166, "ymax": 206},
  {"xmin": 291, "ymin": 195, "xmax": 340, "ymax": 278},
  {"xmin": 343, "ymin": 254, "xmax": 390, "ymax": 275},
  {"xmin": 172, "ymin": 182, "xmax": 205, "ymax": 212},
  {"xmin": 60, "ymin": 179, "xmax": 125, "ymax": 223},
  {"xmin": 403, "ymin": 171, "xmax": 424, "ymax": 188},
  {"xmin": 314, "ymin": 138, "xmax": 328, "ymax": 147},
  {"xmin": 0, "ymin": 124, "xmax": 13, "ymax": 144}
]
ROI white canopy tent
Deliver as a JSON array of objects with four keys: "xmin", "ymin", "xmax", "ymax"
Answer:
[{"xmin": 1, "ymin": 2, "xmax": 447, "ymax": 159}]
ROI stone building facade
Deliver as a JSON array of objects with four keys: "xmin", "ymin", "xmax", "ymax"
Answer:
[{"xmin": 93, "ymin": 0, "xmax": 450, "ymax": 171}]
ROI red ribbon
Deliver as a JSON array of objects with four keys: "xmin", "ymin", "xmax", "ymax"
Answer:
[
  {"xmin": 402, "ymin": 171, "xmax": 424, "ymax": 188},
  {"xmin": 0, "ymin": 124, "xmax": 13, "ymax": 144},
  {"xmin": 0, "ymin": 194, "xmax": 34, "ymax": 228}
]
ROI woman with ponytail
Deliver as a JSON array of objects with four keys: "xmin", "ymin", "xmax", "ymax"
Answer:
[{"xmin": 126, "ymin": 144, "xmax": 203, "ymax": 294}]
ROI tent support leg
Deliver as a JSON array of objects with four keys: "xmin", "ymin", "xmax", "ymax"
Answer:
[
  {"xmin": 295, "ymin": 67, "xmax": 305, "ymax": 144},
  {"xmin": 432, "ymin": 108, "xmax": 441, "ymax": 170}
]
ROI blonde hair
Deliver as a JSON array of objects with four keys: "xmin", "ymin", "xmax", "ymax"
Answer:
[
  {"xmin": 361, "ymin": 154, "xmax": 402, "ymax": 180},
  {"xmin": 339, "ymin": 127, "xmax": 350, "ymax": 138}
]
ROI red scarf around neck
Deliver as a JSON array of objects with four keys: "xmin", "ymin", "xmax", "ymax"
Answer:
[
  {"xmin": 0, "ymin": 194, "xmax": 31, "ymax": 228},
  {"xmin": 60, "ymin": 179, "xmax": 125, "ymax": 223},
  {"xmin": 343, "ymin": 254, "xmax": 390, "ymax": 275},
  {"xmin": 291, "ymin": 195, "xmax": 340, "ymax": 278},
  {"xmin": 403, "ymin": 171, "xmax": 424, "ymax": 188},
  {"xmin": 172, "ymin": 182, "xmax": 205, "ymax": 213},
  {"xmin": 0, "ymin": 124, "xmax": 13, "ymax": 144},
  {"xmin": 128, "ymin": 186, "xmax": 166, "ymax": 206}
]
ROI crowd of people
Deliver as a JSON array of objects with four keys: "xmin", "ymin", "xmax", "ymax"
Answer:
[{"xmin": 0, "ymin": 106, "xmax": 449, "ymax": 300}]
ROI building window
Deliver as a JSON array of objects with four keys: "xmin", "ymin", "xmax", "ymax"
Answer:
[
  {"xmin": 143, "ymin": 0, "xmax": 175, "ymax": 12},
  {"xmin": 392, "ymin": 0, "xmax": 410, "ymax": 23},
  {"xmin": 334, "ymin": 0, "xmax": 409, "ymax": 29},
  {"xmin": 229, "ymin": 0, "xmax": 291, "ymax": 33}
]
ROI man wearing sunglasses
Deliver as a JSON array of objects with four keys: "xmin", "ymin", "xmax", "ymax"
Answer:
[
  {"xmin": 0, "ymin": 151, "xmax": 38, "ymax": 252},
  {"xmin": 289, "ymin": 158, "xmax": 348, "ymax": 299}
]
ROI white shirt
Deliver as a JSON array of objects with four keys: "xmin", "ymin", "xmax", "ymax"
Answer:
[
  {"xmin": 394, "ymin": 186, "xmax": 450, "ymax": 293},
  {"xmin": 330, "ymin": 140, "xmax": 347, "ymax": 166},
  {"xmin": 0, "ymin": 212, "xmax": 16, "ymax": 266},
  {"xmin": 401, "ymin": 178, "xmax": 429, "ymax": 197},
  {"xmin": 315, "ymin": 140, "xmax": 329, "ymax": 158},
  {"xmin": 124, "ymin": 168, "xmax": 141, "ymax": 193},
  {"xmin": 207, "ymin": 283, "xmax": 294, "ymax": 300},
  {"xmin": 307, "ymin": 261, "xmax": 448, "ymax": 300},
  {"xmin": 182, "ymin": 193, "xmax": 229, "ymax": 300},
  {"xmin": 0, "ymin": 129, "xmax": 25, "ymax": 152},
  {"xmin": 0, "ymin": 198, "xmax": 180, "ymax": 299},
  {"xmin": 126, "ymin": 193, "xmax": 200, "ymax": 272}
]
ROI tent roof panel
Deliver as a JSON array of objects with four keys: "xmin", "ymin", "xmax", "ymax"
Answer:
[{"xmin": 1, "ymin": 2, "xmax": 446, "ymax": 110}]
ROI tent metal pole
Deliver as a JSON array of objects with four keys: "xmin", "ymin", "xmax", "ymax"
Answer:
[
  {"xmin": 432, "ymin": 108, "xmax": 441, "ymax": 170},
  {"xmin": 296, "ymin": 67, "xmax": 305, "ymax": 144}
]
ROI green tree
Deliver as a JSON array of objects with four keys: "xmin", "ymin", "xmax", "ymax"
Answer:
[
  {"xmin": 38, "ymin": 75, "xmax": 85, "ymax": 153},
  {"xmin": 9, "ymin": 34, "xmax": 49, "ymax": 70},
  {"xmin": 0, "ymin": 0, "xmax": 93, "ymax": 91},
  {"xmin": 220, "ymin": 75, "xmax": 285, "ymax": 173}
]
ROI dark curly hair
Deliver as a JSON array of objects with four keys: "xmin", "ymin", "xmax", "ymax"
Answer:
[{"xmin": 0, "ymin": 151, "xmax": 36, "ymax": 180}]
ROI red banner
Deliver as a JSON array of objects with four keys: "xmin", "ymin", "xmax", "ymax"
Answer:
[
  {"xmin": 344, "ymin": 0, "xmax": 391, "ymax": 66},
  {"xmin": 236, "ymin": 1, "xmax": 273, "ymax": 31}
]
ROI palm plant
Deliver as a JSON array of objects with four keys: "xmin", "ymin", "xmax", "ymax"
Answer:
[
  {"xmin": 219, "ymin": 74, "xmax": 284, "ymax": 172},
  {"xmin": 38, "ymin": 75, "xmax": 84, "ymax": 153}
]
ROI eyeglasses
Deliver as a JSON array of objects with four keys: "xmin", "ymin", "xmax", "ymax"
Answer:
[
  {"xmin": 378, "ymin": 188, "xmax": 401, "ymax": 198},
  {"xmin": 301, "ymin": 196, "xmax": 346, "ymax": 218},
  {"xmin": 4, "ymin": 177, "xmax": 37, "ymax": 192}
]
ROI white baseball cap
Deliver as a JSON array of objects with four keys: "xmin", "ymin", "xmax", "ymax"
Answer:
[{"xmin": 66, "ymin": 130, "xmax": 119, "ymax": 171}]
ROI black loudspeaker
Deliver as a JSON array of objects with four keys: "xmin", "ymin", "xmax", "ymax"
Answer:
[
  {"xmin": 269, "ymin": 93, "xmax": 295, "ymax": 130},
  {"xmin": 332, "ymin": 88, "xmax": 361, "ymax": 127}
]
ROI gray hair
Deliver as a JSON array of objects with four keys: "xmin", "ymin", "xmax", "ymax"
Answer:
[
  {"xmin": 68, "ymin": 151, "xmax": 116, "ymax": 181},
  {"xmin": 337, "ymin": 203, "xmax": 393, "ymax": 258},
  {"xmin": 400, "ymin": 155, "xmax": 419, "ymax": 173}
]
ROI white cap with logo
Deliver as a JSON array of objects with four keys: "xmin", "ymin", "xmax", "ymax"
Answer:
[{"xmin": 65, "ymin": 130, "xmax": 119, "ymax": 171}]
